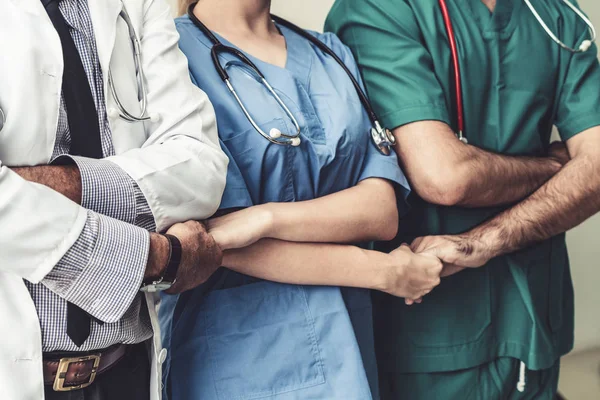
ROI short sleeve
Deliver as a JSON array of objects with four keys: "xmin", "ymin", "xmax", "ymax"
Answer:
[
  {"xmin": 318, "ymin": 32, "xmax": 411, "ymax": 214},
  {"xmin": 554, "ymin": 24, "xmax": 600, "ymax": 140},
  {"xmin": 325, "ymin": 0, "xmax": 451, "ymax": 130}
]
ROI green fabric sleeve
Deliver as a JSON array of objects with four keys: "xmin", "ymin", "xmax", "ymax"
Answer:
[
  {"xmin": 554, "ymin": 11, "xmax": 600, "ymax": 140},
  {"xmin": 325, "ymin": 0, "xmax": 451, "ymax": 130}
]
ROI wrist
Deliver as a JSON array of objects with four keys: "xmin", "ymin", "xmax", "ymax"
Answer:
[
  {"xmin": 364, "ymin": 249, "xmax": 399, "ymax": 292},
  {"xmin": 465, "ymin": 224, "xmax": 505, "ymax": 262},
  {"xmin": 259, "ymin": 203, "xmax": 278, "ymax": 238},
  {"xmin": 145, "ymin": 233, "xmax": 170, "ymax": 279}
]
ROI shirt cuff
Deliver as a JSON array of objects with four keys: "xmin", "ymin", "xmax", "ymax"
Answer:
[
  {"xmin": 68, "ymin": 156, "xmax": 156, "ymax": 231},
  {"xmin": 380, "ymin": 103, "xmax": 452, "ymax": 131},
  {"xmin": 556, "ymin": 112, "xmax": 600, "ymax": 142},
  {"xmin": 42, "ymin": 211, "xmax": 150, "ymax": 323}
]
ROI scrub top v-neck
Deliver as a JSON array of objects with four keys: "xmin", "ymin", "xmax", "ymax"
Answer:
[
  {"xmin": 159, "ymin": 14, "xmax": 410, "ymax": 400},
  {"xmin": 326, "ymin": 0, "xmax": 600, "ymax": 376}
]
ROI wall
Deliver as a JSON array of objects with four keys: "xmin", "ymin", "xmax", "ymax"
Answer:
[{"xmin": 169, "ymin": 0, "xmax": 600, "ymax": 352}]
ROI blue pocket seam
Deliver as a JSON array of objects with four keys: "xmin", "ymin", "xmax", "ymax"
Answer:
[
  {"xmin": 207, "ymin": 285, "xmax": 327, "ymax": 400},
  {"xmin": 298, "ymin": 286, "xmax": 326, "ymax": 381}
]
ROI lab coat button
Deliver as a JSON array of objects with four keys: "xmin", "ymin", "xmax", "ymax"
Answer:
[{"xmin": 159, "ymin": 348, "xmax": 168, "ymax": 364}]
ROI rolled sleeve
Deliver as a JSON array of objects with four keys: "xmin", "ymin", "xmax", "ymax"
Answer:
[
  {"xmin": 325, "ymin": 0, "xmax": 451, "ymax": 130},
  {"xmin": 42, "ymin": 211, "xmax": 150, "ymax": 323},
  {"xmin": 67, "ymin": 156, "xmax": 157, "ymax": 230}
]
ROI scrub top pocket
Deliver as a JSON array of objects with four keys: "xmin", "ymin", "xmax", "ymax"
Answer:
[
  {"xmin": 398, "ymin": 267, "xmax": 492, "ymax": 348},
  {"xmin": 202, "ymin": 282, "xmax": 326, "ymax": 400}
]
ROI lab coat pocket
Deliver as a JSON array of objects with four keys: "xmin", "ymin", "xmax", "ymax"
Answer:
[{"xmin": 203, "ymin": 282, "xmax": 326, "ymax": 400}]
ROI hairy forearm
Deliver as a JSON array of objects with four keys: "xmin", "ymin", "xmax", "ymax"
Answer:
[
  {"xmin": 457, "ymin": 149, "xmax": 561, "ymax": 207},
  {"xmin": 395, "ymin": 121, "xmax": 562, "ymax": 207},
  {"xmin": 12, "ymin": 165, "xmax": 81, "ymax": 203},
  {"xmin": 222, "ymin": 239, "xmax": 390, "ymax": 290},
  {"xmin": 469, "ymin": 152, "xmax": 600, "ymax": 257},
  {"xmin": 264, "ymin": 178, "xmax": 398, "ymax": 243}
]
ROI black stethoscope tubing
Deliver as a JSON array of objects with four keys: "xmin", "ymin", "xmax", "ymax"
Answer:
[{"xmin": 186, "ymin": 3, "xmax": 381, "ymax": 129}]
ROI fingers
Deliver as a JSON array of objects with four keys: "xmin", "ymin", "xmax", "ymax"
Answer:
[
  {"xmin": 440, "ymin": 264, "xmax": 466, "ymax": 277},
  {"xmin": 410, "ymin": 237, "xmax": 424, "ymax": 252}
]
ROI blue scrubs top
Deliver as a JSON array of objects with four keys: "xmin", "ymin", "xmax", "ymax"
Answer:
[{"xmin": 159, "ymin": 15, "xmax": 409, "ymax": 400}]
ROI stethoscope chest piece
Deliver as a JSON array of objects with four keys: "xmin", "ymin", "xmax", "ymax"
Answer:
[{"xmin": 371, "ymin": 124, "xmax": 396, "ymax": 156}]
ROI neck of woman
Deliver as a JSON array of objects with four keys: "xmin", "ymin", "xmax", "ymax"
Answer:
[{"xmin": 192, "ymin": 0, "xmax": 277, "ymax": 39}]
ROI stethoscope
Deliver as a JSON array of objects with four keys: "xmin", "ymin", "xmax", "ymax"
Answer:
[
  {"xmin": 107, "ymin": 6, "xmax": 158, "ymax": 123},
  {"xmin": 439, "ymin": 0, "xmax": 597, "ymax": 144},
  {"xmin": 187, "ymin": 3, "xmax": 397, "ymax": 156},
  {"xmin": 0, "ymin": 5, "xmax": 155, "ymax": 133}
]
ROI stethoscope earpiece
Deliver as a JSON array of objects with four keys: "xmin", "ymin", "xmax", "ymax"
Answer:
[
  {"xmin": 580, "ymin": 39, "xmax": 593, "ymax": 52},
  {"xmin": 269, "ymin": 128, "xmax": 282, "ymax": 139},
  {"xmin": 524, "ymin": 0, "xmax": 596, "ymax": 54},
  {"xmin": 290, "ymin": 137, "xmax": 301, "ymax": 147},
  {"xmin": 149, "ymin": 112, "xmax": 160, "ymax": 123}
]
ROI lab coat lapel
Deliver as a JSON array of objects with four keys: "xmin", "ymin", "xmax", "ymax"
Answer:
[{"xmin": 88, "ymin": 0, "xmax": 122, "ymax": 90}]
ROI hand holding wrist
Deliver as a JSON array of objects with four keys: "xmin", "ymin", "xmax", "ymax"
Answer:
[
  {"xmin": 164, "ymin": 220, "xmax": 222, "ymax": 294},
  {"xmin": 373, "ymin": 245, "xmax": 442, "ymax": 300},
  {"xmin": 207, "ymin": 205, "xmax": 275, "ymax": 251}
]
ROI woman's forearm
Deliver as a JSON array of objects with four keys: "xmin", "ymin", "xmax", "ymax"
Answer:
[
  {"xmin": 223, "ymin": 239, "xmax": 390, "ymax": 289},
  {"xmin": 221, "ymin": 238, "xmax": 443, "ymax": 300},
  {"xmin": 264, "ymin": 178, "xmax": 399, "ymax": 243}
]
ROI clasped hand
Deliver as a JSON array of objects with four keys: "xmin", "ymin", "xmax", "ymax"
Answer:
[{"xmin": 410, "ymin": 234, "xmax": 494, "ymax": 278}]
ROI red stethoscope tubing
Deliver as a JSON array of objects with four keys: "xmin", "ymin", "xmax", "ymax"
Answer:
[{"xmin": 439, "ymin": 0, "xmax": 465, "ymax": 137}]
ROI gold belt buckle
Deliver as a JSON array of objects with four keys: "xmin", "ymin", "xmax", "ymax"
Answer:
[{"xmin": 53, "ymin": 354, "xmax": 101, "ymax": 392}]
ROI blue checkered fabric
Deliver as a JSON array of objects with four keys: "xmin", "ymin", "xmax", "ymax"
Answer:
[{"xmin": 25, "ymin": 0, "xmax": 155, "ymax": 352}]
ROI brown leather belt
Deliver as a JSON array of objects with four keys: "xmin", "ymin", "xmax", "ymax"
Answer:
[{"xmin": 43, "ymin": 344, "xmax": 128, "ymax": 392}]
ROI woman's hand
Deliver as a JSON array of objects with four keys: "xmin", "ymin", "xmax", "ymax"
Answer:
[
  {"xmin": 207, "ymin": 205, "xmax": 274, "ymax": 251},
  {"xmin": 380, "ymin": 244, "xmax": 443, "ymax": 304}
]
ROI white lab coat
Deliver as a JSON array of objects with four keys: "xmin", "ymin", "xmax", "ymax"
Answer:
[{"xmin": 0, "ymin": 0, "xmax": 228, "ymax": 398}]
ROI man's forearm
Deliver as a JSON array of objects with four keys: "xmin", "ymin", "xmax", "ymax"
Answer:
[
  {"xmin": 395, "ymin": 121, "xmax": 564, "ymax": 207},
  {"xmin": 223, "ymin": 239, "xmax": 391, "ymax": 291},
  {"xmin": 468, "ymin": 149, "xmax": 600, "ymax": 257},
  {"xmin": 457, "ymin": 148, "xmax": 562, "ymax": 207},
  {"xmin": 12, "ymin": 165, "xmax": 81, "ymax": 203}
]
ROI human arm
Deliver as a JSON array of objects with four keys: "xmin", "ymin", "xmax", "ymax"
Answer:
[
  {"xmin": 12, "ymin": 0, "xmax": 228, "ymax": 230},
  {"xmin": 325, "ymin": 0, "xmax": 564, "ymax": 208},
  {"xmin": 12, "ymin": 158, "xmax": 156, "ymax": 230},
  {"xmin": 392, "ymin": 121, "xmax": 565, "ymax": 207},
  {"xmin": 0, "ymin": 160, "xmax": 216, "ymax": 322},
  {"xmin": 222, "ymin": 239, "xmax": 442, "ymax": 300},
  {"xmin": 411, "ymin": 126, "xmax": 600, "ymax": 275},
  {"xmin": 410, "ymin": 17, "xmax": 600, "ymax": 273},
  {"xmin": 91, "ymin": 0, "xmax": 227, "ymax": 231},
  {"xmin": 208, "ymin": 178, "xmax": 398, "ymax": 250},
  {"xmin": 40, "ymin": 215, "xmax": 222, "ymax": 322}
]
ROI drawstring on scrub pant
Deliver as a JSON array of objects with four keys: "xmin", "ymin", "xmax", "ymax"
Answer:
[{"xmin": 517, "ymin": 361, "xmax": 527, "ymax": 392}]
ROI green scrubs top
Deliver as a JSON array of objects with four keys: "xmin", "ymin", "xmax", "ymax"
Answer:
[{"xmin": 326, "ymin": 0, "xmax": 600, "ymax": 376}]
